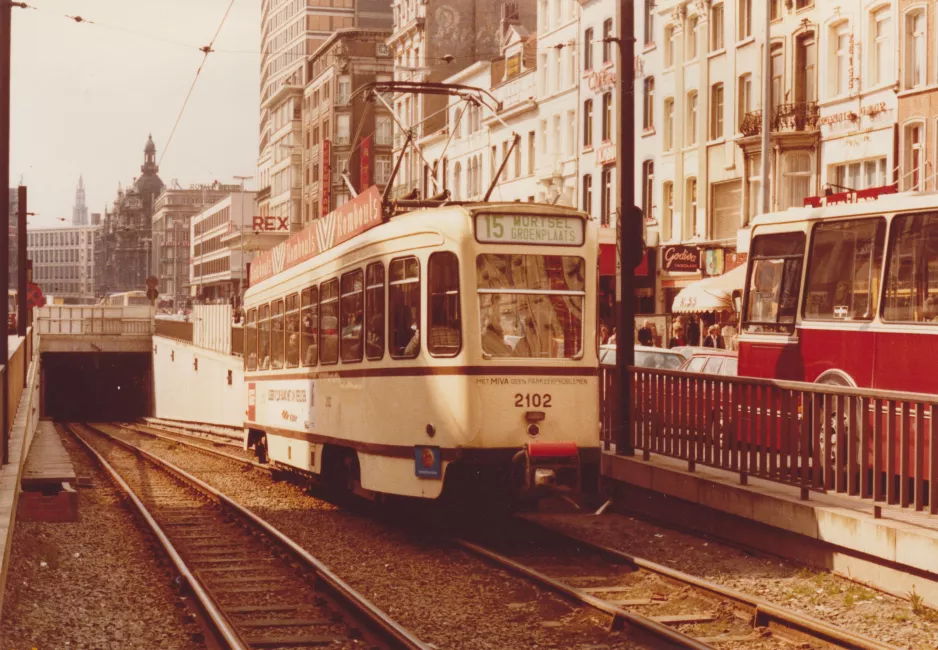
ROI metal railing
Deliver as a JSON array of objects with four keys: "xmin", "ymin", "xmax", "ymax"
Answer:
[
  {"xmin": 37, "ymin": 305, "xmax": 154, "ymax": 336},
  {"xmin": 602, "ymin": 367, "xmax": 938, "ymax": 515},
  {"xmin": 740, "ymin": 102, "xmax": 820, "ymax": 137}
]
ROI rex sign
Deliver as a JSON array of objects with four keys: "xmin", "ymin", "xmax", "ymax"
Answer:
[
  {"xmin": 252, "ymin": 215, "xmax": 290, "ymax": 232},
  {"xmin": 250, "ymin": 185, "xmax": 383, "ymax": 285}
]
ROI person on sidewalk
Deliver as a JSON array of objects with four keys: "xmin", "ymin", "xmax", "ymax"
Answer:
[{"xmin": 702, "ymin": 324, "xmax": 725, "ymax": 349}]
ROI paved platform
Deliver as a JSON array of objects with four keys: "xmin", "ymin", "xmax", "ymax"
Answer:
[
  {"xmin": 20, "ymin": 421, "xmax": 76, "ymax": 491},
  {"xmin": 603, "ymin": 450, "xmax": 938, "ymax": 607}
]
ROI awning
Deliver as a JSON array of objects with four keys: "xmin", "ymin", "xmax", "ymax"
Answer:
[{"xmin": 671, "ymin": 264, "xmax": 747, "ymax": 314}]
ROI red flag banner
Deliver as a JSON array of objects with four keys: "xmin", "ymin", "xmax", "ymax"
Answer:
[{"xmin": 360, "ymin": 136, "xmax": 372, "ymax": 189}]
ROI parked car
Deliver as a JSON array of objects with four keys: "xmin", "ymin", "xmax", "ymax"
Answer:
[
  {"xmin": 599, "ymin": 344, "xmax": 692, "ymax": 370},
  {"xmin": 677, "ymin": 347, "xmax": 739, "ymax": 376}
]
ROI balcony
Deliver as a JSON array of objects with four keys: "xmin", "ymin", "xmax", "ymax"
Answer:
[{"xmin": 740, "ymin": 102, "xmax": 819, "ymax": 137}]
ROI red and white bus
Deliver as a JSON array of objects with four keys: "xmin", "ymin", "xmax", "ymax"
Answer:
[{"xmin": 739, "ymin": 189, "xmax": 938, "ymax": 394}]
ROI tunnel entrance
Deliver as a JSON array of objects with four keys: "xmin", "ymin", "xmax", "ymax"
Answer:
[{"xmin": 41, "ymin": 353, "xmax": 152, "ymax": 421}]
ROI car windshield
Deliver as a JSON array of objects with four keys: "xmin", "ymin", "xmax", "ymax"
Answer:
[
  {"xmin": 601, "ymin": 348, "xmax": 684, "ymax": 370},
  {"xmin": 477, "ymin": 254, "xmax": 585, "ymax": 359}
]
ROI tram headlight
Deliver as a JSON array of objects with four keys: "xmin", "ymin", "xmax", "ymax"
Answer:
[{"xmin": 527, "ymin": 423, "xmax": 540, "ymax": 437}]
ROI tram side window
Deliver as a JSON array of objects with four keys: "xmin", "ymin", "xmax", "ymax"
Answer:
[
  {"xmin": 883, "ymin": 212, "xmax": 938, "ymax": 323},
  {"xmin": 803, "ymin": 218, "xmax": 885, "ymax": 321},
  {"xmin": 340, "ymin": 270, "xmax": 364, "ymax": 363},
  {"xmin": 271, "ymin": 299, "xmax": 285, "ymax": 369},
  {"xmin": 428, "ymin": 252, "xmax": 461, "ymax": 356},
  {"xmin": 320, "ymin": 279, "xmax": 339, "ymax": 365},
  {"xmin": 744, "ymin": 233, "xmax": 805, "ymax": 334},
  {"xmin": 285, "ymin": 293, "xmax": 300, "ymax": 368},
  {"xmin": 258, "ymin": 304, "xmax": 270, "ymax": 369},
  {"xmin": 390, "ymin": 257, "xmax": 421, "ymax": 359},
  {"xmin": 245, "ymin": 308, "xmax": 257, "ymax": 371},
  {"xmin": 365, "ymin": 263, "xmax": 385, "ymax": 360},
  {"xmin": 301, "ymin": 287, "xmax": 319, "ymax": 366}
]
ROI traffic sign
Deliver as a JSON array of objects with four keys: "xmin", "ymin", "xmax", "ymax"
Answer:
[{"xmin": 146, "ymin": 275, "xmax": 159, "ymax": 289}]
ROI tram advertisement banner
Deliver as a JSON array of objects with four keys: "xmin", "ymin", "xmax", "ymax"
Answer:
[
  {"xmin": 251, "ymin": 186, "xmax": 383, "ymax": 284},
  {"xmin": 321, "ymin": 138, "xmax": 332, "ymax": 217},
  {"xmin": 250, "ymin": 379, "xmax": 317, "ymax": 432}
]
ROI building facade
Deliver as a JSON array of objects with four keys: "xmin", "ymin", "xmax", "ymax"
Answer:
[
  {"xmin": 302, "ymin": 28, "xmax": 394, "ymax": 224},
  {"xmin": 27, "ymin": 225, "xmax": 100, "ymax": 303},
  {"xmin": 897, "ymin": 0, "xmax": 932, "ymax": 191},
  {"xmin": 151, "ymin": 182, "xmax": 242, "ymax": 308},
  {"xmin": 99, "ymin": 136, "xmax": 165, "ymax": 297},
  {"xmin": 258, "ymin": 0, "xmax": 392, "ymax": 230},
  {"xmin": 189, "ymin": 192, "xmax": 256, "ymax": 303}
]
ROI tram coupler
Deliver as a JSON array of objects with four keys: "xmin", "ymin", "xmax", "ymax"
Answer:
[{"xmin": 514, "ymin": 441, "xmax": 581, "ymax": 496}]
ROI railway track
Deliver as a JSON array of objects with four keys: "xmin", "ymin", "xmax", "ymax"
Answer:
[
  {"xmin": 100, "ymin": 421, "xmax": 900, "ymax": 649},
  {"xmin": 66, "ymin": 422, "xmax": 428, "ymax": 650},
  {"xmin": 457, "ymin": 518, "xmax": 897, "ymax": 650}
]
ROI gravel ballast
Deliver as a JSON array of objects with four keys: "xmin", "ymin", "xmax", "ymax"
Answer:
[
  {"xmin": 95, "ymin": 425, "xmax": 651, "ymax": 649},
  {"xmin": 0, "ymin": 426, "xmax": 204, "ymax": 650}
]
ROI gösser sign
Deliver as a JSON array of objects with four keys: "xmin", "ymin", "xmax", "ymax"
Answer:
[
  {"xmin": 475, "ymin": 214, "xmax": 585, "ymax": 246},
  {"xmin": 662, "ymin": 245, "xmax": 700, "ymax": 272}
]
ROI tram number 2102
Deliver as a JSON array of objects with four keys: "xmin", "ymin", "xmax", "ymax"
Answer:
[{"xmin": 514, "ymin": 393, "xmax": 552, "ymax": 408}]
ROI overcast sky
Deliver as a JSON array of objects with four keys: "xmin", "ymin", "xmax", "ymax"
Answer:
[{"xmin": 10, "ymin": 0, "xmax": 260, "ymax": 228}]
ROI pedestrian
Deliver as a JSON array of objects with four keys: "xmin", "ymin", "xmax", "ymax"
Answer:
[
  {"xmin": 703, "ymin": 324, "xmax": 725, "ymax": 349},
  {"xmin": 686, "ymin": 315, "xmax": 701, "ymax": 346},
  {"xmin": 637, "ymin": 320, "xmax": 653, "ymax": 346},
  {"xmin": 721, "ymin": 316, "xmax": 738, "ymax": 351},
  {"xmin": 599, "ymin": 324, "xmax": 610, "ymax": 344},
  {"xmin": 668, "ymin": 322, "xmax": 686, "ymax": 349}
]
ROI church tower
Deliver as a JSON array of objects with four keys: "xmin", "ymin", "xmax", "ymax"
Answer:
[{"xmin": 72, "ymin": 175, "xmax": 89, "ymax": 225}]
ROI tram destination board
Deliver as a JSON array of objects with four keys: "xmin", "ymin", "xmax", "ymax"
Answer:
[{"xmin": 475, "ymin": 214, "xmax": 584, "ymax": 246}]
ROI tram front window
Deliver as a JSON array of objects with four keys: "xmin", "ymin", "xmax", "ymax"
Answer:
[{"xmin": 477, "ymin": 254, "xmax": 585, "ymax": 359}]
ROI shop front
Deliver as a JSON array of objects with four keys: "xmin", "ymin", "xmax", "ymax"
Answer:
[{"xmin": 598, "ymin": 242, "xmax": 656, "ymax": 336}]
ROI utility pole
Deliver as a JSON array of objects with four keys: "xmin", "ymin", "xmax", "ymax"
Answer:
[
  {"xmin": 759, "ymin": 2, "xmax": 772, "ymax": 214},
  {"xmin": 615, "ymin": 0, "xmax": 636, "ymax": 456},
  {"xmin": 16, "ymin": 185, "xmax": 24, "ymax": 338},
  {"xmin": 0, "ymin": 0, "xmax": 16, "ymax": 464}
]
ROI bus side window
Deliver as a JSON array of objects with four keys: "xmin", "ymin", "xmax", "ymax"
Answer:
[
  {"xmin": 320, "ymin": 279, "xmax": 339, "ymax": 365},
  {"xmin": 365, "ymin": 262, "xmax": 385, "ymax": 360},
  {"xmin": 258, "ymin": 304, "xmax": 270, "ymax": 370},
  {"xmin": 285, "ymin": 293, "xmax": 300, "ymax": 368},
  {"xmin": 428, "ymin": 252, "xmax": 461, "ymax": 357},
  {"xmin": 883, "ymin": 212, "xmax": 938, "ymax": 323},
  {"xmin": 301, "ymin": 287, "xmax": 319, "ymax": 366},
  {"xmin": 245, "ymin": 308, "xmax": 257, "ymax": 371},
  {"xmin": 271, "ymin": 299, "xmax": 285, "ymax": 369},
  {"xmin": 390, "ymin": 256, "xmax": 420, "ymax": 359},
  {"xmin": 340, "ymin": 270, "xmax": 364, "ymax": 363}
]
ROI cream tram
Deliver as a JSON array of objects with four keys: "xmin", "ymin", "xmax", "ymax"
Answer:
[{"xmin": 242, "ymin": 189, "xmax": 600, "ymax": 501}]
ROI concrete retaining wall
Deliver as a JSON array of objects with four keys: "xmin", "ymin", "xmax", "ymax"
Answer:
[{"xmin": 152, "ymin": 336, "xmax": 244, "ymax": 428}]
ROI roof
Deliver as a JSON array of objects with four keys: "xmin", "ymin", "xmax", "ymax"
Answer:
[{"xmin": 749, "ymin": 190, "xmax": 938, "ymax": 230}]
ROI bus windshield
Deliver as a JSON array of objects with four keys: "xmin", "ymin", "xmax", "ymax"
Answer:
[
  {"xmin": 477, "ymin": 254, "xmax": 585, "ymax": 359},
  {"xmin": 744, "ymin": 233, "xmax": 805, "ymax": 334}
]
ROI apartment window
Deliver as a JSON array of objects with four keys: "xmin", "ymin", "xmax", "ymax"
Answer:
[
  {"xmin": 906, "ymin": 9, "xmax": 926, "ymax": 89},
  {"xmin": 376, "ymin": 116, "xmax": 392, "ymax": 145},
  {"xmin": 644, "ymin": 0, "xmax": 654, "ymax": 45},
  {"xmin": 600, "ymin": 168, "xmax": 613, "ymax": 226},
  {"xmin": 583, "ymin": 99, "xmax": 594, "ymax": 148},
  {"xmin": 582, "ymin": 174, "xmax": 593, "ymax": 215},
  {"xmin": 738, "ymin": 0, "xmax": 752, "ymax": 40},
  {"xmin": 528, "ymin": 131, "xmax": 536, "ymax": 174},
  {"xmin": 833, "ymin": 157, "xmax": 887, "ymax": 190},
  {"xmin": 642, "ymin": 161, "xmax": 654, "ymax": 221},
  {"xmin": 602, "ymin": 92, "xmax": 613, "ymax": 141},
  {"xmin": 337, "ymin": 76, "xmax": 350, "ymax": 105},
  {"xmin": 710, "ymin": 83, "xmax": 724, "ymax": 139},
  {"xmin": 662, "ymin": 181, "xmax": 674, "ymax": 234},
  {"xmin": 553, "ymin": 114, "xmax": 562, "ymax": 154},
  {"xmin": 747, "ymin": 154, "xmax": 763, "ymax": 219},
  {"xmin": 584, "ymin": 27, "xmax": 594, "ymax": 70},
  {"xmin": 795, "ymin": 33, "xmax": 817, "ymax": 104},
  {"xmin": 831, "ymin": 21, "xmax": 850, "ymax": 96},
  {"xmin": 664, "ymin": 25, "xmax": 675, "ymax": 67},
  {"xmin": 602, "ymin": 18, "xmax": 613, "ymax": 63},
  {"xmin": 770, "ymin": 0, "xmax": 780, "ymax": 20},
  {"xmin": 663, "ymin": 98, "xmax": 674, "ymax": 150},
  {"xmin": 738, "ymin": 73, "xmax": 752, "ymax": 129},
  {"xmin": 782, "ymin": 153, "xmax": 812, "ymax": 209},
  {"xmin": 686, "ymin": 15, "xmax": 699, "ymax": 61},
  {"xmin": 336, "ymin": 114, "xmax": 351, "ymax": 145},
  {"xmin": 871, "ymin": 7, "xmax": 891, "ymax": 86},
  {"xmin": 686, "ymin": 177, "xmax": 698, "ymax": 236},
  {"xmin": 796, "ymin": 0, "xmax": 813, "ymax": 7},
  {"xmin": 771, "ymin": 43, "xmax": 783, "ymax": 107},
  {"xmin": 643, "ymin": 77, "xmax": 655, "ymax": 130},
  {"xmin": 686, "ymin": 91, "xmax": 698, "ymax": 146},
  {"xmin": 514, "ymin": 144, "xmax": 522, "ymax": 178},
  {"xmin": 376, "ymin": 155, "xmax": 392, "ymax": 185},
  {"xmin": 710, "ymin": 2, "xmax": 724, "ymax": 51},
  {"xmin": 905, "ymin": 122, "xmax": 925, "ymax": 191}
]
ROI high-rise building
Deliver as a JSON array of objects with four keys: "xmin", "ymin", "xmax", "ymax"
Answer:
[
  {"xmin": 72, "ymin": 176, "xmax": 89, "ymax": 225},
  {"xmin": 190, "ymin": 191, "xmax": 256, "ymax": 304},
  {"xmin": 27, "ymin": 225, "xmax": 100, "ymax": 303},
  {"xmin": 257, "ymin": 1, "xmax": 392, "ymax": 232}
]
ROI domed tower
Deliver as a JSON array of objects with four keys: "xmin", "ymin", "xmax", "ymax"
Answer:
[{"xmin": 136, "ymin": 134, "xmax": 164, "ymax": 213}]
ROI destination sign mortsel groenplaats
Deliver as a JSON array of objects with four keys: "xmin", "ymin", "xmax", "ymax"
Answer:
[{"xmin": 475, "ymin": 214, "xmax": 585, "ymax": 246}]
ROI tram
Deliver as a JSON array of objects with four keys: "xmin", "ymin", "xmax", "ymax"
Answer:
[
  {"xmin": 242, "ymin": 187, "xmax": 600, "ymax": 501},
  {"xmin": 102, "ymin": 291, "xmax": 151, "ymax": 307}
]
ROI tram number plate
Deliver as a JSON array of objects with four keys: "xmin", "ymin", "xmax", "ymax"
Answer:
[{"xmin": 515, "ymin": 393, "xmax": 552, "ymax": 408}]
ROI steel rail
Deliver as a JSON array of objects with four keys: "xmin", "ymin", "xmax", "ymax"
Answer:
[
  {"xmin": 519, "ymin": 518, "xmax": 899, "ymax": 650},
  {"xmin": 115, "ymin": 422, "xmax": 268, "ymax": 471},
  {"xmin": 79, "ymin": 422, "xmax": 431, "ymax": 650},
  {"xmin": 455, "ymin": 538, "xmax": 714, "ymax": 650},
  {"xmin": 65, "ymin": 424, "xmax": 248, "ymax": 650}
]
